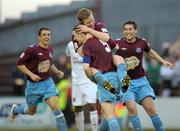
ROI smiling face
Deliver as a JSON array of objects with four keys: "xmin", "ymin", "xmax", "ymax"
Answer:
[
  {"xmin": 81, "ymin": 14, "xmax": 95, "ymax": 29},
  {"xmin": 123, "ymin": 21, "xmax": 138, "ymax": 43},
  {"xmin": 76, "ymin": 8, "xmax": 95, "ymax": 29},
  {"xmin": 39, "ymin": 29, "xmax": 51, "ymax": 48}
]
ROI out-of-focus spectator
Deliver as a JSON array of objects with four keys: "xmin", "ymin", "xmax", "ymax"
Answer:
[
  {"xmin": 171, "ymin": 52, "xmax": 180, "ymax": 96},
  {"xmin": 12, "ymin": 66, "xmax": 26, "ymax": 96},
  {"xmin": 161, "ymin": 42, "xmax": 171, "ymax": 57},
  {"xmin": 57, "ymin": 55, "xmax": 71, "ymax": 79},
  {"xmin": 52, "ymin": 55, "xmax": 71, "ymax": 84},
  {"xmin": 160, "ymin": 57, "xmax": 174, "ymax": 97},
  {"xmin": 147, "ymin": 59, "xmax": 161, "ymax": 96},
  {"xmin": 169, "ymin": 36, "xmax": 180, "ymax": 58}
]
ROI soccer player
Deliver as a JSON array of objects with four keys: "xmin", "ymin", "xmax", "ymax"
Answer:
[
  {"xmin": 115, "ymin": 20, "xmax": 174, "ymax": 131},
  {"xmin": 73, "ymin": 26, "xmax": 128, "ymax": 131},
  {"xmin": 65, "ymin": 41, "xmax": 98, "ymax": 131},
  {"xmin": 75, "ymin": 8, "xmax": 130, "ymax": 93},
  {"xmin": 8, "ymin": 27, "xmax": 67, "ymax": 131}
]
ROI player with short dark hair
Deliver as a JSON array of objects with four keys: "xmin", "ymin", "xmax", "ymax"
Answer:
[
  {"xmin": 8, "ymin": 27, "xmax": 67, "ymax": 131},
  {"xmin": 115, "ymin": 20, "xmax": 174, "ymax": 131}
]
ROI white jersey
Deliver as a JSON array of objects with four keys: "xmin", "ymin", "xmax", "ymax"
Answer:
[{"xmin": 66, "ymin": 41, "xmax": 96, "ymax": 86}]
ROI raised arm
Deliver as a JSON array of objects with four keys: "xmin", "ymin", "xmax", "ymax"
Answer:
[{"xmin": 147, "ymin": 49, "xmax": 174, "ymax": 69}]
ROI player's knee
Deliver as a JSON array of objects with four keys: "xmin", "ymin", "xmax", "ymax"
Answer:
[
  {"xmin": 75, "ymin": 106, "xmax": 83, "ymax": 112},
  {"xmin": 145, "ymin": 106, "xmax": 157, "ymax": 115},
  {"xmin": 126, "ymin": 104, "xmax": 137, "ymax": 115},
  {"xmin": 88, "ymin": 103, "xmax": 96, "ymax": 111}
]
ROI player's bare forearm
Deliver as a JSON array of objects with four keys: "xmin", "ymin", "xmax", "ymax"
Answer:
[
  {"xmin": 148, "ymin": 49, "xmax": 166, "ymax": 64},
  {"xmin": 83, "ymin": 64, "xmax": 96, "ymax": 83},
  {"xmin": 148, "ymin": 49, "xmax": 174, "ymax": 68},
  {"xmin": 89, "ymin": 28, "xmax": 110, "ymax": 42},
  {"xmin": 17, "ymin": 65, "xmax": 41, "ymax": 82},
  {"xmin": 50, "ymin": 64, "xmax": 64, "ymax": 78},
  {"xmin": 17, "ymin": 65, "xmax": 34, "ymax": 77}
]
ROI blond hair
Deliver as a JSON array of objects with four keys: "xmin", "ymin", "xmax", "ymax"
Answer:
[{"xmin": 76, "ymin": 8, "xmax": 92, "ymax": 23}]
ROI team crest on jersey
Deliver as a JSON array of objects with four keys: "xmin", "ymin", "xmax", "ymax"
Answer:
[
  {"xmin": 125, "ymin": 56, "xmax": 140, "ymax": 70},
  {"xmin": 136, "ymin": 48, "xmax": 142, "ymax": 53}
]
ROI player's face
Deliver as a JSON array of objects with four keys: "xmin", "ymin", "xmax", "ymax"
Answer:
[
  {"xmin": 123, "ymin": 24, "xmax": 137, "ymax": 42},
  {"xmin": 82, "ymin": 14, "xmax": 95, "ymax": 29},
  {"xmin": 74, "ymin": 32, "xmax": 85, "ymax": 46},
  {"xmin": 39, "ymin": 30, "xmax": 51, "ymax": 47}
]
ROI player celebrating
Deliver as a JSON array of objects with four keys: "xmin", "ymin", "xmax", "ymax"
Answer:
[
  {"xmin": 8, "ymin": 27, "xmax": 67, "ymax": 131},
  {"xmin": 73, "ymin": 25, "xmax": 129, "ymax": 131},
  {"xmin": 75, "ymin": 8, "xmax": 130, "ymax": 94},
  {"xmin": 115, "ymin": 21, "xmax": 174, "ymax": 131}
]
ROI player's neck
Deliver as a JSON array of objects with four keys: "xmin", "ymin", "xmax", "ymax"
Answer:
[
  {"xmin": 39, "ymin": 42, "xmax": 48, "ymax": 48},
  {"xmin": 126, "ymin": 37, "xmax": 136, "ymax": 43}
]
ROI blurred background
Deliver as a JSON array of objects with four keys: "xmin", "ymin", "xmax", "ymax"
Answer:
[{"xmin": 0, "ymin": 0, "xmax": 180, "ymax": 130}]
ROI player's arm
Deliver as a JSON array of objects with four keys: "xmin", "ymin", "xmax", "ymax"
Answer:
[
  {"xmin": 77, "ymin": 24, "xmax": 110, "ymax": 42},
  {"xmin": 17, "ymin": 65, "xmax": 41, "ymax": 82},
  {"xmin": 147, "ymin": 48, "xmax": 174, "ymax": 69},
  {"xmin": 83, "ymin": 55, "xmax": 96, "ymax": 83},
  {"xmin": 88, "ymin": 27, "xmax": 109, "ymax": 42},
  {"xmin": 50, "ymin": 64, "xmax": 64, "ymax": 79}
]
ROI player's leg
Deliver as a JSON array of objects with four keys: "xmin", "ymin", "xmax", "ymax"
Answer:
[
  {"xmin": 46, "ymin": 96, "xmax": 67, "ymax": 131},
  {"xmin": 44, "ymin": 77, "xmax": 67, "ymax": 131},
  {"xmin": 125, "ymin": 100, "xmax": 142, "ymax": 131},
  {"xmin": 72, "ymin": 85, "xmax": 85, "ymax": 131},
  {"xmin": 81, "ymin": 82, "xmax": 98, "ymax": 131},
  {"xmin": 123, "ymin": 80, "xmax": 142, "ymax": 131},
  {"xmin": 100, "ymin": 108, "xmax": 109, "ymax": 131},
  {"xmin": 138, "ymin": 77, "xmax": 164, "ymax": 131},
  {"xmin": 113, "ymin": 55, "xmax": 127, "ymax": 80},
  {"xmin": 92, "ymin": 68, "xmax": 116, "ymax": 93},
  {"xmin": 8, "ymin": 80, "xmax": 41, "ymax": 122},
  {"xmin": 101, "ymin": 102, "xmax": 121, "ymax": 131},
  {"xmin": 74, "ymin": 106, "xmax": 84, "ymax": 131},
  {"xmin": 142, "ymin": 97, "xmax": 164, "ymax": 131},
  {"xmin": 8, "ymin": 103, "xmax": 37, "ymax": 122},
  {"xmin": 86, "ymin": 103, "xmax": 98, "ymax": 131},
  {"xmin": 113, "ymin": 55, "xmax": 131, "ymax": 92}
]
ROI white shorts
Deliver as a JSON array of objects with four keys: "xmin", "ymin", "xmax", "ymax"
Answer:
[{"xmin": 72, "ymin": 82, "xmax": 97, "ymax": 106}]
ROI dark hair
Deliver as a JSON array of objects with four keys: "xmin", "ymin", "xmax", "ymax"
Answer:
[
  {"xmin": 123, "ymin": 20, "xmax": 137, "ymax": 30},
  {"xmin": 38, "ymin": 27, "xmax": 50, "ymax": 36},
  {"xmin": 76, "ymin": 8, "xmax": 92, "ymax": 23}
]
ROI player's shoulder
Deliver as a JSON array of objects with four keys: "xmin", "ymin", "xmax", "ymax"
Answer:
[
  {"xmin": 137, "ymin": 37, "xmax": 150, "ymax": 45},
  {"xmin": 25, "ymin": 44, "xmax": 37, "ymax": 51},
  {"xmin": 95, "ymin": 21, "xmax": 106, "ymax": 26},
  {"xmin": 115, "ymin": 38, "xmax": 124, "ymax": 43},
  {"xmin": 67, "ymin": 41, "xmax": 73, "ymax": 47},
  {"xmin": 137, "ymin": 37, "xmax": 148, "ymax": 43}
]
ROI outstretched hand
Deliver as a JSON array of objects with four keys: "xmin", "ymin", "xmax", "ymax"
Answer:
[{"xmin": 163, "ymin": 60, "xmax": 174, "ymax": 69}]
